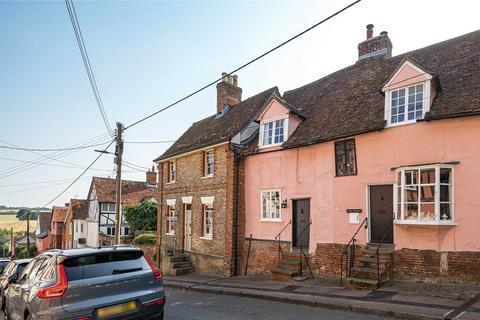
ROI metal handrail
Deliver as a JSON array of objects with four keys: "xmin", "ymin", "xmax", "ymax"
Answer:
[
  {"xmin": 165, "ymin": 235, "xmax": 183, "ymax": 256},
  {"xmin": 274, "ymin": 219, "xmax": 291, "ymax": 261},
  {"xmin": 296, "ymin": 220, "xmax": 313, "ymax": 278},
  {"xmin": 340, "ymin": 217, "xmax": 367, "ymax": 286},
  {"xmin": 375, "ymin": 218, "xmax": 394, "ymax": 288}
]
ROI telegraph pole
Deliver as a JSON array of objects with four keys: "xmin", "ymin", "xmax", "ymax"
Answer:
[
  {"xmin": 26, "ymin": 210, "xmax": 30, "ymax": 257},
  {"xmin": 114, "ymin": 122, "xmax": 124, "ymax": 245}
]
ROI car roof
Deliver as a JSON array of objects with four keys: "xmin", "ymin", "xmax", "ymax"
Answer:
[
  {"xmin": 13, "ymin": 259, "xmax": 32, "ymax": 264},
  {"xmin": 41, "ymin": 246, "xmax": 142, "ymax": 258}
]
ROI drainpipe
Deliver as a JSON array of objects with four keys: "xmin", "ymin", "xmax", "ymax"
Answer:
[{"xmin": 228, "ymin": 139, "xmax": 242, "ymax": 276}]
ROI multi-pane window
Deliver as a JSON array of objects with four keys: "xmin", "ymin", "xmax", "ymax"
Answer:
[
  {"xmin": 391, "ymin": 84, "xmax": 424, "ymax": 124},
  {"xmin": 261, "ymin": 119, "xmax": 285, "ymax": 147},
  {"xmin": 168, "ymin": 160, "xmax": 176, "ymax": 183},
  {"xmin": 395, "ymin": 166, "xmax": 454, "ymax": 223},
  {"xmin": 204, "ymin": 150, "xmax": 214, "ymax": 176},
  {"xmin": 261, "ymin": 190, "xmax": 281, "ymax": 220},
  {"xmin": 101, "ymin": 203, "xmax": 116, "ymax": 213},
  {"xmin": 335, "ymin": 139, "xmax": 357, "ymax": 176},
  {"xmin": 106, "ymin": 227, "xmax": 115, "ymax": 236},
  {"xmin": 203, "ymin": 205, "xmax": 213, "ymax": 238},
  {"xmin": 167, "ymin": 206, "xmax": 175, "ymax": 234}
]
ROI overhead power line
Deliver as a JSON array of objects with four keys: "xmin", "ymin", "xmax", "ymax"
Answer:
[
  {"xmin": 123, "ymin": 0, "xmax": 362, "ymax": 131},
  {"xmin": 0, "ymin": 141, "xmax": 111, "ymax": 152},
  {"xmin": 124, "ymin": 140, "xmax": 176, "ymax": 144},
  {"xmin": 65, "ymin": 0, "xmax": 113, "ymax": 137}
]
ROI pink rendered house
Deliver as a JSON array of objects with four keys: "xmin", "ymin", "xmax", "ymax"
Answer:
[{"xmin": 242, "ymin": 26, "xmax": 480, "ymax": 286}]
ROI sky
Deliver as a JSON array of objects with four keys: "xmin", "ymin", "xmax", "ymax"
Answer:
[{"xmin": 0, "ymin": 0, "xmax": 479, "ymax": 208}]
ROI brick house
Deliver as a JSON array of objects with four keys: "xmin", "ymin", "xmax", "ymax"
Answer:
[
  {"xmin": 63, "ymin": 199, "xmax": 88, "ymax": 249},
  {"xmin": 154, "ymin": 74, "xmax": 278, "ymax": 276},
  {"xmin": 34, "ymin": 211, "xmax": 52, "ymax": 252},
  {"xmin": 86, "ymin": 174, "xmax": 156, "ymax": 247},
  {"xmin": 241, "ymin": 27, "xmax": 480, "ymax": 286},
  {"xmin": 49, "ymin": 206, "xmax": 67, "ymax": 249}
]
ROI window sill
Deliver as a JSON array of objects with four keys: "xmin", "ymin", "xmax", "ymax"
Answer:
[
  {"xmin": 385, "ymin": 119, "xmax": 421, "ymax": 128},
  {"xmin": 258, "ymin": 143, "xmax": 284, "ymax": 149},
  {"xmin": 394, "ymin": 221, "xmax": 457, "ymax": 226},
  {"xmin": 165, "ymin": 181, "xmax": 176, "ymax": 185},
  {"xmin": 259, "ymin": 219, "xmax": 283, "ymax": 223},
  {"xmin": 200, "ymin": 236, "xmax": 213, "ymax": 240},
  {"xmin": 335, "ymin": 173, "xmax": 358, "ymax": 178},
  {"xmin": 166, "ymin": 232, "xmax": 175, "ymax": 236},
  {"xmin": 201, "ymin": 175, "xmax": 214, "ymax": 179}
]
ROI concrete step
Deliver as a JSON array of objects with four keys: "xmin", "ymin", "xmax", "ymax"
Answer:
[
  {"xmin": 356, "ymin": 256, "xmax": 390, "ymax": 269},
  {"xmin": 172, "ymin": 261, "xmax": 193, "ymax": 269},
  {"xmin": 351, "ymin": 267, "xmax": 388, "ymax": 280},
  {"xmin": 172, "ymin": 267, "xmax": 193, "ymax": 276},
  {"xmin": 271, "ymin": 268, "xmax": 299, "ymax": 281},
  {"xmin": 170, "ymin": 255, "xmax": 189, "ymax": 263},
  {"xmin": 345, "ymin": 277, "xmax": 387, "ymax": 289}
]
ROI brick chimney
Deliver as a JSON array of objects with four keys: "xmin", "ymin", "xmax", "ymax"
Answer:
[
  {"xmin": 216, "ymin": 73, "xmax": 242, "ymax": 114},
  {"xmin": 358, "ymin": 24, "xmax": 392, "ymax": 60},
  {"xmin": 146, "ymin": 166, "xmax": 157, "ymax": 186}
]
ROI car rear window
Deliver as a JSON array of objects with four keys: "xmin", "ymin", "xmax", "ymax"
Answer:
[{"xmin": 62, "ymin": 251, "xmax": 144, "ymax": 281}]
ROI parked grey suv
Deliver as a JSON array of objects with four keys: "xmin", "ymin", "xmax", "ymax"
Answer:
[{"xmin": 4, "ymin": 246, "xmax": 164, "ymax": 320}]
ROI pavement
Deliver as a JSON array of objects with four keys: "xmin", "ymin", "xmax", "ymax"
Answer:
[{"xmin": 163, "ymin": 273, "xmax": 480, "ymax": 320}]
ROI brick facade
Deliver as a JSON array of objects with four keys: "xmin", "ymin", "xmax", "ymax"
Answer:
[{"xmin": 157, "ymin": 144, "xmax": 244, "ymax": 276}]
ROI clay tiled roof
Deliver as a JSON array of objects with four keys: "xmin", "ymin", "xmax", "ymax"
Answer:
[
  {"xmin": 37, "ymin": 211, "xmax": 52, "ymax": 233},
  {"xmin": 279, "ymin": 30, "xmax": 480, "ymax": 149},
  {"xmin": 90, "ymin": 177, "xmax": 152, "ymax": 205},
  {"xmin": 69, "ymin": 199, "xmax": 88, "ymax": 220},
  {"xmin": 154, "ymin": 87, "xmax": 279, "ymax": 161},
  {"xmin": 51, "ymin": 206, "xmax": 67, "ymax": 224}
]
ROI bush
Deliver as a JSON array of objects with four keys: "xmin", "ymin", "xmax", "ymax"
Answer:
[
  {"xmin": 133, "ymin": 233, "xmax": 157, "ymax": 246},
  {"xmin": 124, "ymin": 200, "xmax": 157, "ymax": 234}
]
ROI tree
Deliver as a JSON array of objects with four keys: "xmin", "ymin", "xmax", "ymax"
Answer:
[
  {"xmin": 124, "ymin": 200, "xmax": 157, "ymax": 235},
  {"xmin": 15, "ymin": 208, "xmax": 37, "ymax": 221}
]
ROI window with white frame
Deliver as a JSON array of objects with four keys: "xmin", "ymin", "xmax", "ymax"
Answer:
[
  {"xmin": 389, "ymin": 84, "xmax": 425, "ymax": 125},
  {"xmin": 204, "ymin": 150, "xmax": 214, "ymax": 176},
  {"xmin": 101, "ymin": 203, "xmax": 115, "ymax": 213},
  {"xmin": 260, "ymin": 119, "xmax": 286, "ymax": 147},
  {"xmin": 261, "ymin": 190, "xmax": 281, "ymax": 220},
  {"xmin": 168, "ymin": 160, "xmax": 176, "ymax": 183},
  {"xmin": 167, "ymin": 206, "xmax": 175, "ymax": 234},
  {"xmin": 80, "ymin": 223, "xmax": 84, "ymax": 233},
  {"xmin": 395, "ymin": 165, "xmax": 454, "ymax": 224},
  {"xmin": 203, "ymin": 205, "xmax": 213, "ymax": 238}
]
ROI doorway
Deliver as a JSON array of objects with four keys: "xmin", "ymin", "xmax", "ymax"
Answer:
[
  {"xmin": 184, "ymin": 204, "xmax": 192, "ymax": 251},
  {"xmin": 369, "ymin": 185, "xmax": 394, "ymax": 243},
  {"xmin": 292, "ymin": 199, "xmax": 310, "ymax": 248}
]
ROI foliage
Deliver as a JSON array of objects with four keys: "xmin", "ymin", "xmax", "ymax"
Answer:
[
  {"xmin": 132, "ymin": 233, "xmax": 157, "ymax": 246},
  {"xmin": 124, "ymin": 200, "xmax": 157, "ymax": 234},
  {"xmin": 16, "ymin": 209, "xmax": 37, "ymax": 221},
  {"xmin": 15, "ymin": 245, "xmax": 37, "ymax": 259}
]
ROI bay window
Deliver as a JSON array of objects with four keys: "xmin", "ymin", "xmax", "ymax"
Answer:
[
  {"xmin": 261, "ymin": 190, "xmax": 281, "ymax": 220},
  {"xmin": 395, "ymin": 165, "xmax": 454, "ymax": 224}
]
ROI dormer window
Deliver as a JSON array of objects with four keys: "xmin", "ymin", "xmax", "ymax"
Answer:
[
  {"xmin": 390, "ymin": 84, "xmax": 424, "ymax": 124},
  {"xmin": 260, "ymin": 118, "xmax": 287, "ymax": 147},
  {"xmin": 383, "ymin": 60, "xmax": 433, "ymax": 128}
]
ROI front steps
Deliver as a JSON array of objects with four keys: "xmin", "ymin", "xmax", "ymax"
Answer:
[
  {"xmin": 169, "ymin": 253, "xmax": 194, "ymax": 276},
  {"xmin": 271, "ymin": 251, "xmax": 311, "ymax": 281},
  {"xmin": 346, "ymin": 243, "xmax": 394, "ymax": 289}
]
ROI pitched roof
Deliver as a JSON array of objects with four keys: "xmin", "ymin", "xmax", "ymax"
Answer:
[
  {"xmin": 51, "ymin": 206, "xmax": 67, "ymax": 224},
  {"xmin": 37, "ymin": 211, "xmax": 52, "ymax": 234},
  {"xmin": 154, "ymin": 87, "xmax": 279, "ymax": 161},
  {"xmin": 69, "ymin": 199, "xmax": 88, "ymax": 220},
  {"xmin": 279, "ymin": 30, "xmax": 480, "ymax": 149},
  {"xmin": 90, "ymin": 177, "xmax": 152, "ymax": 205}
]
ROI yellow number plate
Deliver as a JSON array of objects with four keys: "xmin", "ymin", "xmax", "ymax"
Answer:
[{"xmin": 97, "ymin": 301, "xmax": 137, "ymax": 318}]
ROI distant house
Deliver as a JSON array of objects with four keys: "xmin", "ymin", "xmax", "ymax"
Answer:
[
  {"xmin": 35, "ymin": 211, "xmax": 52, "ymax": 252},
  {"xmin": 86, "ymin": 173, "xmax": 156, "ymax": 247},
  {"xmin": 49, "ymin": 206, "xmax": 67, "ymax": 249},
  {"xmin": 63, "ymin": 199, "xmax": 88, "ymax": 249}
]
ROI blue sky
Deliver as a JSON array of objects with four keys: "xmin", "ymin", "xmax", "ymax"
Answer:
[{"xmin": 0, "ymin": 0, "xmax": 479, "ymax": 207}]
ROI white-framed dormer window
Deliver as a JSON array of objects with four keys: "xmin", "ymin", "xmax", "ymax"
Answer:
[
  {"xmin": 168, "ymin": 160, "xmax": 176, "ymax": 183},
  {"xmin": 261, "ymin": 189, "xmax": 281, "ymax": 221},
  {"xmin": 389, "ymin": 83, "xmax": 425, "ymax": 125},
  {"xmin": 259, "ymin": 118, "xmax": 287, "ymax": 147},
  {"xmin": 394, "ymin": 165, "xmax": 454, "ymax": 225}
]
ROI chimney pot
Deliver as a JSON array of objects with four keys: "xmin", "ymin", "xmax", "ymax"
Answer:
[
  {"xmin": 366, "ymin": 24, "xmax": 374, "ymax": 39},
  {"xmin": 380, "ymin": 31, "xmax": 388, "ymax": 36}
]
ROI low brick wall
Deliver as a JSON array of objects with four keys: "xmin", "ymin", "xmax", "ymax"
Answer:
[{"xmin": 240, "ymin": 238, "xmax": 290, "ymax": 275}]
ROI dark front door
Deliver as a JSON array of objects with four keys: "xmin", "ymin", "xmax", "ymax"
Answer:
[
  {"xmin": 369, "ymin": 185, "xmax": 394, "ymax": 243},
  {"xmin": 292, "ymin": 199, "xmax": 310, "ymax": 248}
]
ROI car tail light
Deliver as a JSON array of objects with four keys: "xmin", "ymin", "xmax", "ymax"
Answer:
[
  {"xmin": 37, "ymin": 264, "xmax": 68, "ymax": 299},
  {"xmin": 144, "ymin": 257, "xmax": 162, "ymax": 280},
  {"xmin": 144, "ymin": 297, "xmax": 164, "ymax": 306}
]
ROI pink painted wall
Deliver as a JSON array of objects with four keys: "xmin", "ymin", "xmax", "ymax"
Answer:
[
  {"xmin": 36, "ymin": 237, "xmax": 49, "ymax": 252},
  {"xmin": 385, "ymin": 62, "xmax": 430, "ymax": 90},
  {"xmin": 244, "ymin": 117, "xmax": 480, "ymax": 252}
]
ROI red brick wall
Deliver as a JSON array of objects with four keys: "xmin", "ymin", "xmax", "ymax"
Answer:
[{"xmin": 240, "ymin": 238, "xmax": 290, "ymax": 275}]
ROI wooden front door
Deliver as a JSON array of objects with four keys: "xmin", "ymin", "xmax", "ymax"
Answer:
[
  {"xmin": 292, "ymin": 199, "xmax": 310, "ymax": 248},
  {"xmin": 184, "ymin": 204, "xmax": 192, "ymax": 251},
  {"xmin": 369, "ymin": 185, "xmax": 394, "ymax": 243}
]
